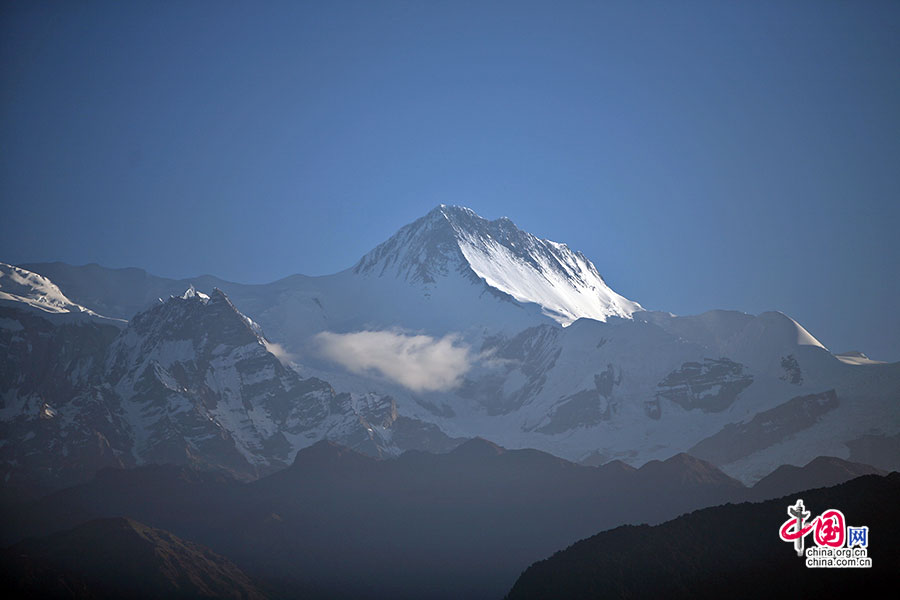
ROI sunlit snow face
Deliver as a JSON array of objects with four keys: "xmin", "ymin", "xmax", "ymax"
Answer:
[{"xmin": 314, "ymin": 329, "xmax": 473, "ymax": 392}]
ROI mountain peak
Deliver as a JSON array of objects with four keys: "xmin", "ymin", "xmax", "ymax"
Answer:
[
  {"xmin": 750, "ymin": 455, "xmax": 887, "ymax": 500},
  {"xmin": 180, "ymin": 284, "xmax": 210, "ymax": 301},
  {"xmin": 638, "ymin": 452, "xmax": 742, "ymax": 487},
  {"xmin": 354, "ymin": 206, "xmax": 641, "ymax": 325},
  {"xmin": 450, "ymin": 436, "xmax": 506, "ymax": 458},
  {"xmin": 109, "ymin": 286, "xmax": 265, "ymax": 374},
  {"xmin": 428, "ymin": 204, "xmax": 520, "ymax": 236},
  {"xmin": 430, "ymin": 203, "xmax": 477, "ymax": 218},
  {"xmin": 284, "ymin": 440, "xmax": 376, "ymax": 474}
]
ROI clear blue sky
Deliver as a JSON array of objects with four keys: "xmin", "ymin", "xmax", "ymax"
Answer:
[{"xmin": 2, "ymin": 1, "xmax": 898, "ymax": 360}]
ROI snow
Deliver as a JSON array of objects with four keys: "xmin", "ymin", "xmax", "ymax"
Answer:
[
  {"xmin": 781, "ymin": 313, "xmax": 827, "ymax": 350},
  {"xmin": 181, "ymin": 285, "xmax": 210, "ymax": 301},
  {"xmin": 458, "ymin": 230, "xmax": 641, "ymax": 325},
  {"xmin": 834, "ymin": 351, "xmax": 884, "ymax": 366},
  {"xmin": 353, "ymin": 205, "xmax": 641, "ymax": 327},
  {"xmin": 0, "ymin": 262, "xmax": 96, "ymax": 314},
  {"xmin": 4, "ymin": 206, "xmax": 896, "ymax": 486},
  {"xmin": 0, "ymin": 262, "xmax": 124, "ymax": 323}
]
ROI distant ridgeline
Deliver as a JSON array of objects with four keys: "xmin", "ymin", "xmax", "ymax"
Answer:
[
  {"xmin": 0, "ymin": 438, "xmax": 892, "ymax": 600},
  {"xmin": 1, "ymin": 205, "xmax": 897, "ymax": 495}
]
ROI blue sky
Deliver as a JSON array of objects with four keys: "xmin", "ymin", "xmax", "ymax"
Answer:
[{"xmin": 2, "ymin": 1, "xmax": 898, "ymax": 359}]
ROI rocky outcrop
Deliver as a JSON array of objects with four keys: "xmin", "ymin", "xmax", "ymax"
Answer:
[
  {"xmin": 655, "ymin": 357, "xmax": 753, "ymax": 413},
  {"xmin": 0, "ymin": 289, "xmax": 453, "ymax": 491},
  {"xmin": 690, "ymin": 389, "xmax": 839, "ymax": 465}
]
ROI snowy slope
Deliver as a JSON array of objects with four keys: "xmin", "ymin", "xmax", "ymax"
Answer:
[
  {"xmin": 451, "ymin": 208, "xmax": 641, "ymax": 324},
  {"xmin": 0, "ymin": 263, "xmax": 121, "ymax": 322},
  {"xmin": 379, "ymin": 310, "xmax": 899, "ymax": 483},
  {"xmin": 7, "ymin": 206, "xmax": 898, "ymax": 487},
  {"xmin": 354, "ymin": 205, "xmax": 641, "ymax": 325}
]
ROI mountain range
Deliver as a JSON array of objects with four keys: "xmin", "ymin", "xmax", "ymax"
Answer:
[
  {"xmin": 2, "ymin": 204, "xmax": 898, "ymax": 494},
  {"xmin": 1, "ymin": 438, "xmax": 886, "ymax": 600}
]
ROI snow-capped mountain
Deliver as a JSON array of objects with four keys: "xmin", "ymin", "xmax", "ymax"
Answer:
[
  {"xmin": 0, "ymin": 279, "xmax": 456, "ymax": 491},
  {"xmin": 5, "ymin": 206, "xmax": 899, "ymax": 489},
  {"xmin": 354, "ymin": 205, "xmax": 641, "ymax": 325},
  {"xmin": 446, "ymin": 309, "xmax": 899, "ymax": 481},
  {"xmin": 20, "ymin": 206, "xmax": 641, "ymax": 340},
  {"xmin": 101, "ymin": 287, "xmax": 350, "ymax": 478},
  {"xmin": 222, "ymin": 204, "xmax": 641, "ymax": 344}
]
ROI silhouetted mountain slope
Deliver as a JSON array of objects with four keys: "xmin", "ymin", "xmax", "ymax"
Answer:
[
  {"xmin": 1, "ymin": 441, "xmax": 745, "ymax": 600},
  {"xmin": 0, "ymin": 518, "xmax": 266, "ymax": 600},
  {"xmin": 506, "ymin": 473, "xmax": 900, "ymax": 600},
  {"xmin": 750, "ymin": 456, "xmax": 886, "ymax": 500},
  {"xmin": 0, "ymin": 464, "xmax": 245, "ymax": 549},
  {"xmin": 236, "ymin": 440, "xmax": 739, "ymax": 599},
  {"xmin": 1, "ymin": 441, "xmax": 891, "ymax": 600}
]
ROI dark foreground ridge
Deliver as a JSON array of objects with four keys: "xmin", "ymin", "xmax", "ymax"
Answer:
[
  {"xmin": 0, "ymin": 517, "xmax": 266, "ymax": 600},
  {"xmin": 1, "ymin": 438, "xmax": 888, "ymax": 600},
  {"xmin": 505, "ymin": 472, "xmax": 900, "ymax": 600}
]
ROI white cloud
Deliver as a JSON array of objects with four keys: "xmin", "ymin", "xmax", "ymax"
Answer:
[
  {"xmin": 263, "ymin": 340, "xmax": 297, "ymax": 366},
  {"xmin": 315, "ymin": 330, "xmax": 473, "ymax": 392}
]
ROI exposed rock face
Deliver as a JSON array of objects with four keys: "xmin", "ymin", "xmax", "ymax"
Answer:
[
  {"xmin": 0, "ymin": 306, "xmax": 126, "ymax": 491},
  {"xmin": 1, "ymin": 288, "xmax": 454, "ymax": 491},
  {"xmin": 532, "ymin": 366, "xmax": 623, "ymax": 434},
  {"xmin": 102, "ymin": 289, "xmax": 347, "ymax": 478},
  {"xmin": 689, "ymin": 389, "xmax": 840, "ymax": 465},
  {"xmin": 781, "ymin": 354, "xmax": 803, "ymax": 384},
  {"xmin": 655, "ymin": 358, "xmax": 754, "ymax": 413},
  {"xmin": 460, "ymin": 325, "xmax": 562, "ymax": 416}
]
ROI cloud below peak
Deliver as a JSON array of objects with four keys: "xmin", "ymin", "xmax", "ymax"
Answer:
[{"xmin": 315, "ymin": 330, "xmax": 472, "ymax": 392}]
